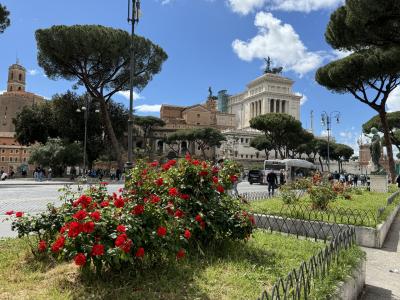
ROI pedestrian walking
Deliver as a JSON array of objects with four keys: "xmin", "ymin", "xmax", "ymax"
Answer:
[
  {"xmin": 396, "ymin": 175, "xmax": 400, "ymax": 188},
  {"xmin": 267, "ymin": 171, "xmax": 278, "ymax": 197}
]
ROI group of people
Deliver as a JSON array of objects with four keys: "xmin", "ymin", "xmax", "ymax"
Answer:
[
  {"xmin": 329, "ymin": 171, "xmax": 368, "ymax": 186},
  {"xmin": 0, "ymin": 167, "xmax": 14, "ymax": 181},
  {"xmin": 33, "ymin": 167, "xmax": 52, "ymax": 181},
  {"xmin": 84, "ymin": 168, "xmax": 123, "ymax": 182}
]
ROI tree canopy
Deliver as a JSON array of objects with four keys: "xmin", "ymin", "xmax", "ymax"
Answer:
[
  {"xmin": 249, "ymin": 113, "xmax": 303, "ymax": 158},
  {"xmin": 0, "ymin": 4, "xmax": 10, "ymax": 34},
  {"xmin": 35, "ymin": 25, "xmax": 168, "ymax": 167},
  {"xmin": 250, "ymin": 135, "xmax": 274, "ymax": 158},
  {"xmin": 29, "ymin": 139, "xmax": 83, "ymax": 176},
  {"xmin": 167, "ymin": 128, "xmax": 226, "ymax": 159},
  {"xmin": 13, "ymin": 91, "xmax": 128, "ymax": 166},
  {"xmin": 316, "ymin": 1, "xmax": 400, "ymax": 181}
]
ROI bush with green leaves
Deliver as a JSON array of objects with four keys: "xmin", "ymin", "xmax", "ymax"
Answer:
[
  {"xmin": 308, "ymin": 183, "xmax": 337, "ymax": 210},
  {"xmin": 280, "ymin": 178, "xmax": 312, "ymax": 205},
  {"xmin": 7, "ymin": 155, "xmax": 254, "ymax": 272}
]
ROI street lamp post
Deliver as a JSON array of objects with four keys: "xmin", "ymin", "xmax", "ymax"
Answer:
[
  {"xmin": 77, "ymin": 96, "xmax": 100, "ymax": 175},
  {"xmin": 321, "ymin": 111, "xmax": 340, "ymax": 173},
  {"xmin": 126, "ymin": 0, "xmax": 141, "ymax": 170}
]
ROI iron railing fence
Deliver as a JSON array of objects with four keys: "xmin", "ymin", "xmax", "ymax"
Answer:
[
  {"xmin": 257, "ymin": 227, "xmax": 356, "ymax": 300},
  {"xmin": 241, "ymin": 190, "xmax": 400, "ymax": 227}
]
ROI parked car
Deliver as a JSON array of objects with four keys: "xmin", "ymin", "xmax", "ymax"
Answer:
[{"xmin": 248, "ymin": 170, "xmax": 264, "ymax": 185}]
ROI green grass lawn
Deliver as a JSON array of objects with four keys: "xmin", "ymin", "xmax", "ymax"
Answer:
[
  {"xmin": 250, "ymin": 190, "xmax": 400, "ymax": 227},
  {"xmin": 0, "ymin": 231, "xmax": 327, "ymax": 300}
]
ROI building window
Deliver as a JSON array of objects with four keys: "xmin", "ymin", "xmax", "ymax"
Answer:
[
  {"xmin": 10, "ymin": 150, "xmax": 13, "ymax": 154},
  {"xmin": 16, "ymin": 149, "xmax": 19, "ymax": 154},
  {"xmin": 19, "ymin": 74, "xmax": 22, "ymax": 81},
  {"xmin": 196, "ymin": 122, "xmax": 200, "ymax": 125},
  {"xmin": 23, "ymin": 158, "xmax": 26, "ymax": 162},
  {"xmin": 23, "ymin": 150, "xmax": 27, "ymax": 154},
  {"xmin": 197, "ymin": 114, "xmax": 200, "ymax": 118},
  {"xmin": 1, "ymin": 157, "xmax": 4, "ymax": 162},
  {"xmin": 270, "ymin": 99, "xmax": 274, "ymax": 113},
  {"xmin": 14, "ymin": 157, "xmax": 18, "ymax": 162},
  {"xmin": 245, "ymin": 138, "xmax": 249, "ymax": 143},
  {"xmin": 241, "ymin": 155, "xmax": 243, "ymax": 158},
  {"xmin": 1, "ymin": 149, "xmax": 4, "ymax": 154},
  {"xmin": 9, "ymin": 157, "xmax": 13, "ymax": 162},
  {"xmin": 251, "ymin": 155, "xmax": 253, "ymax": 159},
  {"xmin": 241, "ymin": 138, "xmax": 244, "ymax": 143},
  {"xmin": 245, "ymin": 155, "xmax": 248, "ymax": 158}
]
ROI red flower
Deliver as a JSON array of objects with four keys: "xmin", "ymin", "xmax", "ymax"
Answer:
[
  {"xmin": 5, "ymin": 210, "xmax": 14, "ymax": 216},
  {"xmin": 169, "ymin": 187, "xmax": 179, "ymax": 197},
  {"xmin": 179, "ymin": 194, "xmax": 190, "ymax": 200},
  {"xmin": 212, "ymin": 176, "xmax": 219, "ymax": 184},
  {"xmin": 199, "ymin": 170, "xmax": 209, "ymax": 177},
  {"xmin": 114, "ymin": 198, "xmax": 125, "ymax": 208},
  {"xmin": 68, "ymin": 221, "xmax": 82, "ymax": 237},
  {"xmin": 135, "ymin": 247, "xmax": 145, "ymax": 258},
  {"xmin": 15, "ymin": 211, "xmax": 23, "ymax": 218},
  {"xmin": 216, "ymin": 185, "xmax": 225, "ymax": 193},
  {"xmin": 51, "ymin": 236, "xmax": 65, "ymax": 253},
  {"xmin": 60, "ymin": 225, "xmax": 67, "ymax": 234},
  {"xmin": 168, "ymin": 159, "xmax": 177, "ymax": 166},
  {"xmin": 90, "ymin": 211, "xmax": 101, "ymax": 221},
  {"xmin": 249, "ymin": 215, "xmax": 255, "ymax": 225},
  {"xmin": 195, "ymin": 214, "xmax": 203, "ymax": 222},
  {"xmin": 77, "ymin": 195, "xmax": 92, "ymax": 208},
  {"xmin": 184, "ymin": 229, "xmax": 191, "ymax": 239},
  {"xmin": 83, "ymin": 221, "xmax": 95, "ymax": 233},
  {"xmin": 142, "ymin": 169, "xmax": 148, "ymax": 176},
  {"xmin": 74, "ymin": 253, "xmax": 87, "ymax": 266},
  {"xmin": 185, "ymin": 153, "xmax": 191, "ymax": 161},
  {"xmin": 155, "ymin": 178, "xmax": 164, "ymax": 186},
  {"xmin": 202, "ymin": 161, "xmax": 208, "ymax": 169},
  {"xmin": 176, "ymin": 248, "xmax": 186, "ymax": 259},
  {"xmin": 121, "ymin": 239, "xmax": 132, "ymax": 253},
  {"xmin": 100, "ymin": 201, "xmax": 109, "ymax": 208},
  {"xmin": 230, "ymin": 175, "xmax": 238, "ymax": 183},
  {"xmin": 100, "ymin": 182, "xmax": 109, "ymax": 186},
  {"xmin": 174, "ymin": 209, "xmax": 184, "ymax": 218},
  {"xmin": 192, "ymin": 160, "xmax": 200, "ymax": 166},
  {"xmin": 91, "ymin": 244, "xmax": 105, "ymax": 256},
  {"xmin": 150, "ymin": 194, "xmax": 161, "ymax": 204},
  {"xmin": 157, "ymin": 226, "xmax": 167, "ymax": 237},
  {"xmin": 115, "ymin": 234, "xmax": 127, "ymax": 247},
  {"xmin": 212, "ymin": 167, "xmax": 219, "ymax": 174},
  {"xmin": 73, "ymin": 210, "xmax": 87, "ymax": 220},
  {"xmin": 118, "ymin": 187, "xmax": 124, "ymax": 193},
  {"xmin": 150, "ymin": 161, "xmax": 159, "ymax": 167},
  {"xmin": 162, "ymin": 163, "xmax": 171, "ymax": 171},
  {"xmin": 132, "ymin": 204, "xmax": 144, "ymax": 215},
  {"xmin": 200, "ymin": 221, "xmax": 206, "ymax": 229},
  {"xmin": 38, "ymin": 240, "xmax": 47, "ymax": 252},
  {"xmin": 117, "ymin": 225, "xmax": 126, "ymax": 233}
]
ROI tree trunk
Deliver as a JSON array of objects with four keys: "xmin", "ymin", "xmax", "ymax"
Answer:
[
  {"xmin": 319, "ymin": 156, "xmax": 324, "ymax": 172},
  {"xmin": 379, "ymin": 110, "xmax": 396, "ymax": 182},
  {"xmin": 98, "ymin": 97, "xmax": 124, "ymax": 169}
]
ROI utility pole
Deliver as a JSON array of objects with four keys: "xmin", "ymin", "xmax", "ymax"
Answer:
[
  {"xmin": 310, "ymin": 110, "xmax": 314, "ymax": 134},
  {"xmin": 126, "ymin": 0, "xmax": 141, "ymax": 170},
  {"xmin": 321, "ymin": 111, "xmax": 340, "ymax": 173}
]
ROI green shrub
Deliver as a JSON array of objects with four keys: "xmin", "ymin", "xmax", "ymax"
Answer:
[
  {"xmin": 7, "ymin": 156, "xmax": 254, "ymax": 272},
  {"xmin": 308, "ymin": 184, "xmax": 337, "ymax": 210}
]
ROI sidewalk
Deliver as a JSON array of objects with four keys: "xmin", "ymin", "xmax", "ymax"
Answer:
[
  {"xmin": 0, "ymin": 178, "xmax": 122, "ymax": 186},
  {"xmin": 362, "ymin": 212, "xmax": 400, "ymax": 300}
]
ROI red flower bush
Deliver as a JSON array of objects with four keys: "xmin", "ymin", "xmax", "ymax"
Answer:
[
  {"xmin": 15, "ymin": 212, "xmax": 24, "ymax": 218},
  {"xmin": 10, "ymin": 157, "xmax": 253, "ymax": 272}
]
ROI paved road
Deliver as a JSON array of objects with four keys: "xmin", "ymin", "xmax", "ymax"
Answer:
[
  {"xmin": 361, "ymin": 212, "xmax": 400, "ymax": 300},
  {"xmin": 0, "ymin": 181, "xmax": 268, "ymax": 238}
]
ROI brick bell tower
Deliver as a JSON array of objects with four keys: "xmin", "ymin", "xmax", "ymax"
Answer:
[{"xmin": 7, "ymin": 60, "xmax": 26, "ymax": 92}]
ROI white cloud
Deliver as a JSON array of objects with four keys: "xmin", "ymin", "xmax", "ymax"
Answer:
[
  {"xmin": 118, "ymin": 90, "xmax": 144, "ymax": 101},
  {"xmin": 321, "ymin": 130, "xmax": 328, "ymax": 137},
  {"xmin": 339, "ymin": 131, "xmax": 353, "ymax": 139},
  {"xmin": 232, "ymin": 12, "xmax": 324, "ymax": 76},
  {"xmin": 227, "ymin": 0, "xmax": 343, "ymax": 15},
  {"xmin": 0, "ymin": 90, "xmax": 5, "ymax": 95},
  {"xmin": 331, "ymin": 49, "xmax": 353, "ymax": 60},
  {"xmin": 28, "ymin": 69, "xmax": 39, "ymax": 76},
  {"xmin": 135, "ymin": 104, "xmax": 161, "ymax": 113},
  {"xmin": 227, "ymin": 0, "xmax": 267, "ymax": 15},
  {"xmin": 387, "ymin": 86, "xmax": 400, "ymax": 112},
  {"xmin": 295, "ymin": 92, "xmax": 308, "ymax": 105}
]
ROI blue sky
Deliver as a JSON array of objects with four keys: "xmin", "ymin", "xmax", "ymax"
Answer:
[{"xmin": 0, "ymin": 0, "xmax": 398, "ymax": 153}]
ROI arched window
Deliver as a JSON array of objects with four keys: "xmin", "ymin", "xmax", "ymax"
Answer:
[
  {"xmin": 19, "ymin": 74, "xmax": 22, "ymax": 81},
  {"xmin": 18, "ymin": 87, "xmax": 21, "ymax": 91}
]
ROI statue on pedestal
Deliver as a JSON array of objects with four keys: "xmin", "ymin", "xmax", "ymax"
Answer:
[{"xmin": 368, "ymin": 127, "xmax": 385, "ymax": 174}]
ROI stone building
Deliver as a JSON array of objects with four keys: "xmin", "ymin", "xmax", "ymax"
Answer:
[
  {"xmin": 227, "ymin": 72, "xmax": 302, "ymax": 130},
  {"xmin": 0, "ymin": 62, "xmax": 45, "ymax": 173},
  {"xmin": 153, "ymin": 96, "xmax": 236, "ymax": 158}
]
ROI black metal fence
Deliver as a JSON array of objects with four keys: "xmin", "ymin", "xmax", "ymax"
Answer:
[
  {"xmin": 242, "ymin": 190, "xmax": 400, "ymax": 228},
  {"xmin": 257, "ymin": 227, "xmax": 356, "ymax": 300}
]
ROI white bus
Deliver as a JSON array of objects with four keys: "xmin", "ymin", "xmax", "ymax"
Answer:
[{"xmin": 263, "ymin": 159, "xmax": 317, "ymax": 183}]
